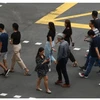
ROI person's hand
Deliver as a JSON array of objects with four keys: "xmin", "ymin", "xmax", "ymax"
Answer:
[
  {"xmin": 52, "ymin": 48, "xmax": 56, "ymax": 52},
  {"xmin": 72, "ymin": 42, "xmax": 75, "ymax": 47},
  {"xmin": 44, "ymin": 59, "xmax": 50, "ymax": 63},
  {"xmin": 9, "ymin": 40, "xmax": 13, "ymax": 44},
  {"xmin": 98, "ymin": 55, "xmax": 100, "ymax": 60}
]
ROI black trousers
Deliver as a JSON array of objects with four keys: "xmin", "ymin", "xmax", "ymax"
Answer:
[
  {"xmin": 56, "ymin": 58, "xmax": 70, "ymax": 85},
  {"xmin": 69, "ymin": 51, "xmax": 75, "ymax": 62}
]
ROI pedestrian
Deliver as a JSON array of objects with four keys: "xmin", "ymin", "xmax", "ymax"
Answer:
[
  {"xmin": 79, "ymin": 30, "xmax": 100, "ymax": 78},
  {"xmin": 10, "ymin": 23, "xmax": 30, "ymax": 76},
  {"xmin": 35, "ymin": 47, "xmax": 51, "ymax": 94},
  {"xmin": 63, "ymin": 19, "xmax": 78, "ymax": 67},
  {"xmin": 92, "ymin": 10, "xmax": 100, "ymax": 32},
  {"xmin": 79, "ymin": 20, "xmax": 100, "ymax": 71},
  {"xmin": 44, "ymin": 22, "xmax": 57, "ymax": 71},
  {"xmin": 0, "ymin": 23, "xmax": 10, "ymax": 76},
  {"xmin": 55, "ymin": 33, "xmax": 70, "ymax": 88}
]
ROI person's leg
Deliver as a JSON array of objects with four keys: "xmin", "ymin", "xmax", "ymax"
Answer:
[
  {"xmin": 84, "ymin": 56, "xmax": 96, "ymax": 76},
  {"xmin": 3, "ymin": 52, "xmax": 8, "ymax": 69},
  {"xmin": 36, "ymin": 77, "xmax": 42, "ymax": 91},
  {"xmin": 10, "ymin": 53, "xmax": 16, "ymax": 72},
  {"xmin": 55, "ymin": 61, "xmax": 62, "ymax": 83},
  {"xmin": 61, "ymin": 58, "xmax": 70, "ymax": 86},
  {"xmin": 69, "ymin": 51, "xmax": 78, "ymax": 67},
  {"xmin": 43, "ymin": 75, "xmax": 51, "ymax": 93},
  {"xmin": 0, "ymin": 62, "xmax": 10, "ymax": 76}
]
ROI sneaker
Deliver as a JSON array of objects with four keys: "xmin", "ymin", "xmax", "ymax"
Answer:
[
  {"xmin": 97, "ymin": 70, "xmax": 100, "ymax": 74},
  {"xmin": 79, "ymin": 66, "xmax": 86, "ymax": 71},
  {"xmin": 0, "ymin": 73, "xmax": 5, "ymax": 76},
  {"xmin": 4, "ymin": 69, "xmax": 10, "ymax": 76},
  {"xmin": 62, "ymin": 84, "xmax": 70, "ymax": 88},
  {"xmin": 79, "ymin": 72, "xmax": 88, "ymax": 78},
  {"xmin": 55, "ymin": 80, "xmax": 62, "ymax": 85},
  {"xmin": 79, "ymin": 72, "xmax": 84, "ymax": 78}
]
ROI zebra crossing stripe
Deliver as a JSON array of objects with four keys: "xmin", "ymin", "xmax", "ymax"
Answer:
[
  {"xmin": 0, "ymin": 93, "xmax": 8, "ymax": 96},
  {"xmin": 13, "ymin": 95, "xmax": 21, "ymax": 98}
]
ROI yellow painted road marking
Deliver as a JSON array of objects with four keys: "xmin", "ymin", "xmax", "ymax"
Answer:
[
  {"xmin": 35, "ymin": 3, "xmax": 96, "ymax": 29},
  {"xmin": 55, "ymin": 11, "xmax": 100, "ymax": 21},
  {"xmin": 36, "ymin": 3, "xmax": 77, "ymax": 24}
]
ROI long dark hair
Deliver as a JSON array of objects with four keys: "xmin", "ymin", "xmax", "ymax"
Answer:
[
  {"xmin": 48, "ymin": 22, "xmax": 56, "ymax": 36},
  {"xmin": 36, "ymin": 47, "xmax": 44, "ymax": 58},
  {"xmin": 65, "ymin": 19, "xmax": 72, "ymax": 35}
]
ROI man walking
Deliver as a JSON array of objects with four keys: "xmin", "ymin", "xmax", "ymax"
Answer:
[
  {"xmin": 55, "ymin": 33, "xmax": 70, "ymax": 87},
  {"xmin": 79, "ymin": 30, "xmax": 100, "ymax": 78},
  {"xmin": 0, "ymin": 23, "xmax": 10, "ymax": 76}
]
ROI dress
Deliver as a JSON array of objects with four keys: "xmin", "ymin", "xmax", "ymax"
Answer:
[{"xmin": 35, "ymin": 55, "xmax": 49, "ymax": 78}]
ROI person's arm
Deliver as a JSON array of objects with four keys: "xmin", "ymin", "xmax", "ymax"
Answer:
[
  {"xmin": 0, "ymin": 41, "xmax": 2, "ymax": 52},
  {"xmin": 49, "ymin": 36, "xmax": 56, "ymax": 52},
  {"xmin": 95, "ymin": 47, "xmax": 100, "ymax": 59},
  {"xmin": 57, "ymin": 45, "xmax": 63, "ymax": 61}
]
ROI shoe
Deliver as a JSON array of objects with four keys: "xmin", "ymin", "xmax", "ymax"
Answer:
[
  {"xmin": 0, "ymin": 73, "xmax": 5, "ymax": 76},
  {"xmin": 79, "ymin": 72, "xmax": 88, "ymax": 78},
  {"xmin": 79, "ymin": 72, "xmax": 84, "ymax": 78},
  {"xmin": 62, "ymin": 84, "xmax": 70, "ymax": 88},
  {"xmin": 24, "ymin": 73, "xmax": 31, "ymax": 76},
  {"xmin": 55, "ymin": 80, "xmax": 62, "ymax": 85},
  {"xmin": 98, "ymin": 83, "xmax": 100, "ymax": 86},
  {"xmin": 36, "ymin": 88, "xmax": 42, "ymax": 91},
  {"xmin": 79, "ymin": 66, "xmax": 86, "ymax": 71},
  {"xmin": 46, "ymin": 90, "xmax": 51, "ymax": 94},
  {"xmin": 4, "ymin": 69, "xmax": 10, "ymax": 76},
  {"xmin": 97, "ymin": 70, "xmax": 100, "ymax": 74}
]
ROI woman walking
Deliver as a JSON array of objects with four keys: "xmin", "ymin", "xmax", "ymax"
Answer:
[
  {"xmin": 63, "ymin": 19, "xmax": 78, "ymax": 67},
  {"xmin": 45, "ymin": 22, "xmax": 57, "ymax": 71},
  {"xmin": 35, "ymin": 47, "xmax": 51, "ymax": 94}
]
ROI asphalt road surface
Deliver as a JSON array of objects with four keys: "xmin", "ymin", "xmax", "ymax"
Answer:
[{"xmin": 0, "ymin": 3, "xmax": 100, "ymax": 98}]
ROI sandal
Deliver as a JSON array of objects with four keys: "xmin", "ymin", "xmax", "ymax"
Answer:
[{"xmin": 36, "ymin": 88, "xmax": 42, "ymax": 91}]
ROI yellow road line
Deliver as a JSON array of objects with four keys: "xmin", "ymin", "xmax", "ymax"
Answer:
[
  {"xmin": 35, "ymin": 3, "xmax": 77, "ymax": 24},
  {"xmin": 55, "ymin": 11, "xmax": 100, "ymax": 21}
]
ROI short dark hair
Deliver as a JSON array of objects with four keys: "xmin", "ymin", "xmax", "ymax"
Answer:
[
  {"xmin": 12, "ymin": 23, "xmax": 19, "ymax": 30},
  {"xmin": 92, "ymin": 10, "xmax": 98, "ymax": 17},
  {"xmin": 90, "ymin": 20, "xmax": 95, "ymax": 26},
  {"xmin": 0, "ymin": 23, "xmax": 4, "ymax": 30},
  {"xmin": 87, "ymin": 30, "xmax": 95, "ymax": 36}
]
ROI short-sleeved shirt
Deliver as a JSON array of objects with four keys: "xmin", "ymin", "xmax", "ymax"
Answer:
[
  {"xmin": 47, "ymin": 30, "xmax": 55, "ymax": 41},
  {"xmin": 11, "ymin": 31, "xmax": 21, "ymax": 45},
  {"xmin": 63, "ymin": 28, "xmax": 72, "ymax": 45},
  {"xmin": 94, "ymin": 18, "xmax": 100, "ymax": 32},
  {"xmin": 89, "ymin": 36, "xmax": 100, "ymax": 57},
  {"xmin": 0, "ymin": 33, "xmax": 8, "ymax": 53}
]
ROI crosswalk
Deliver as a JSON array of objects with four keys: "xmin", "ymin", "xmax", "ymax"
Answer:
[{"xmin": 0, "ymin": 92, "xmax": 35, "ymax": 98}]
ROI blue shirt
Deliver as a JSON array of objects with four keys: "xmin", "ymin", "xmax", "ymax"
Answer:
[{"xmin": 0, "ymin": 33, "xmax": 8, "ymax": 52}]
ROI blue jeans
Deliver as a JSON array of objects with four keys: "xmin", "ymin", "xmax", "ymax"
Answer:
[
  {"xmin": 84, "ymin": 51, "xmax": 91, "ymax": 69},
  {"xmin": 84, "ymin": 56, "xmax": 100, "ymax": 76},
  {"xmin": 44, "ymin": 41, "xmax": 56, "ymax": 65}
]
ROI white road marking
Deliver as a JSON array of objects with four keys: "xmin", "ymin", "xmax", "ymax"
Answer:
[
  {"xmin": 23, "ymin": 40, "xmax": 29, "ymax": 43},
  {"xmin": 35, "ymin": 42, "xmax": 42, "ymax": 45},
  {"xmin": 0, "ymin": 5, "xmax": 2, "ymax": 7},
  {"xmin": 86, "ymin": 50, "xmax": 89, "ymax": 52},
  {"xmin": 73, "ymin": 48, "xmax": 81, "ymax": 51},
  {"xmin": 13, "ymin": 95, "xmax": 21, "ymax": 98},
  {"xmin": 0, "ymin": 93, "xmax": 7, "ymax": 96},
  {"xmin": 29, "ymin": 97, "xmax": 36, "ymax": 99}
]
